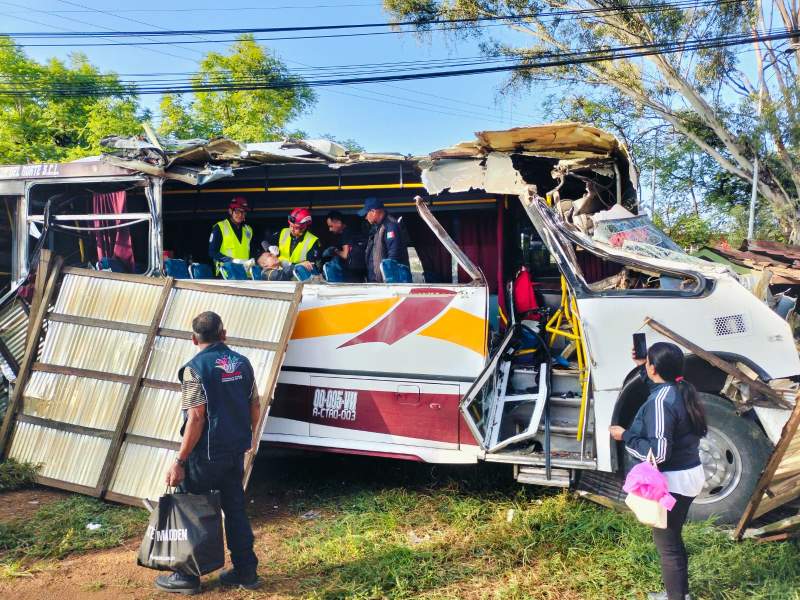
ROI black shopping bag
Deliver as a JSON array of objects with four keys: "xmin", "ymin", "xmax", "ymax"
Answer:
[{"xmin": 137, "ymin": 491, "xmax": 224, "ymax": 576}]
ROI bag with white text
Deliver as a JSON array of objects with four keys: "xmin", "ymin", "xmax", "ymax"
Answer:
[{"xmin": 137, "ymin": 491, "xmax": 224, "ymax": 576}]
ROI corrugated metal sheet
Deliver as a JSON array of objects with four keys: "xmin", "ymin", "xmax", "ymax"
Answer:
[
  {"xmin": 145, "ymin": 336, "xmax": 275, "ymax": 388},
  {"xmin": 40, "ymin": 323, "xmax": 145, "ymax": 375},
  {"xmin": 9, "ymin": 421, "xmax": 109, "ymax": 487},
  {"xmin": 164, "ymin": 289, "xmax": 291, "ymax": 342},
  {"xmin": 23, "ymin": 373, "xmax": 127, "ymax": 430},
  {"xmin": 55, "ymin": 275, "xmax": 162, "ymax": 324},
  {"xmin": 5, "ymin": 269, "xmax": 301, "ymax": 505},
  {"xmin": 109, "ymin": 443, "xmax": 176, "ymax": 500},
  {"xmin": 0, "ymin": 297, "xmax": 28, "ymax": 364},
  {"xmin": 128, "ymin": 387, "xmax": 182, "ymax": 442}
]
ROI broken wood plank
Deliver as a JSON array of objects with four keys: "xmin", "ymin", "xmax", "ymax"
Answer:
[
  {"xmin": 25, "ymin": 249, "xmax": 51, "ymax": 352},
  {"xmin": 157, "ymin": 328, "xmax": 280, "ymax": 351},
  {"xmin": 742, "ymin": 512, "xmax": 800, "ymax": 539},
  {"xmin": 243, "ymin": 283, "xmax": 304, "ymax": 487},
  {"xmin": 48, "ymin": 312, "xmax": 150, "ymax": 334},
  {"xmin": 32, "ymin": 362, "xmax": 134, "ymax": 385},
  {"xmin": 644, "ymin": 317, "xmax": 791, "ymax": 408},
  {"xmin": 61, "ymin": 266, "xmax": 162, "ymax": 285},
  {"xmin": 16, "ymin": 414, "xmax": 114, "ymax": 438},
  {"xmin": 94, "ymin": 277, "xmax": 175, "ymax": 498},
  {"xmin": 734, "ymin": 392, "xmax": 800, "ymax": 539},
  {"xmin": 0, "ymin": 256, "xmax": 63, "ymax": 458},
  {"xmin": 174, "ymin": 280, "xmax": 297, "ymax": 301}
]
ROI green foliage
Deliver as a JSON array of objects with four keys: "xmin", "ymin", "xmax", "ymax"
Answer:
[
  {"xmin": 654, "ymin": 212, "xmax": 713, "ymax": 250},
  {"xmin": 157, "ymin": 35, "xmax": 316, "ymax": 142},
  {"xmin": 384, "ymin": 1, "xmax": 800, "ymax": 241},
  {"xmin": 0, "ymin": 37, "xmax": 147, "ymax": 164},
  {"xmin": 0, "ymin": 495, "xmax": 146, "ymax": 561},
  {"xmin": 0, "ymin": 459, "xmax": 39, "ymax": 492}
]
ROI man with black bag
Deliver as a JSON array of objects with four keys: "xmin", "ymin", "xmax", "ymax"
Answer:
[{"xmin": 154, "ymin": 311, "xmax": 261, "ymax": 594}]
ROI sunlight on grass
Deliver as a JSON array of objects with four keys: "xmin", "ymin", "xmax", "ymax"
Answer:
[{"xmin": 271, "ymin": 488, "xmax": 800, "ymax": 600}]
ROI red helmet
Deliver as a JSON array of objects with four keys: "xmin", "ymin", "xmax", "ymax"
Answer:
[
  {"xmin": 288, "ymin": 207, "xmax": 312, "ymax": 225},
  {"xmin": 229, "ymin": 196, "xmax": 249, "ymax": 211}
]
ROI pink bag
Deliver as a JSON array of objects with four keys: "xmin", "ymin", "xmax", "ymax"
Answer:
[{"xmin": 623, "ymin": 450, "xmax": 677, "ymax": 511}]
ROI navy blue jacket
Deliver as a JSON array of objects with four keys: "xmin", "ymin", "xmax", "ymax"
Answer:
[
  {"xmin": 366, "ymin": 213, "xmax": 409, "ymax": 282},
  {"xmin": 623, "ymin": 373, "xmax": 702, "ymax": 472},
  {"xmin": 179, "ymin": 342, "xmax": 255, "ymax": 461}
]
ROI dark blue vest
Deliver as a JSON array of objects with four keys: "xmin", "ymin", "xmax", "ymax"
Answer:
[{"xmin": 179, "ymin": 342, "xmax": 255, "ymax": 461}]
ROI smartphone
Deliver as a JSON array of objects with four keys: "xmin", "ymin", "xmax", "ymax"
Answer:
[{"xmin": 633, "ymin": 333, "xmax": 647, "ymax": 360}]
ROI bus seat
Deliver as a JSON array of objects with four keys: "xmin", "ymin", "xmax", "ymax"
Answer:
[
  {"xmin": 97, "ymin": 257, "xmax": 127, "ymax": 273},
  {"xmin": 190, "ymin": 263, "xmax": 214, "ymax": 279},
  {"xmin": 164, "ymin": 258, "xmax": 191, "ymax": 279},
  {"xmin": 219, "ymin": 262, "xmax": 249, "ymax": 280},
  {"xmin": 323, "ymin": 260, "xmax": 346, "ymax": 282},
  {"xmin": 293, "ymin": 264, "xmax": 317, "ymax": 282},
  {"xmin": 380, "ymin": 259, "xmax": 411, "ymax": 283}
]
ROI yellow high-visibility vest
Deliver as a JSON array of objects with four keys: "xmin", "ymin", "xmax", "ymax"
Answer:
[
  {"xmin": 278, "ymin": 228, "xmax": 318, "ymax": 264},
  {"xmin": 214, "ymin": 219, "xmax": 252, "ymax": 274}
]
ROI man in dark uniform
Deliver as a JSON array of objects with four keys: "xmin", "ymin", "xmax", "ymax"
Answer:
[
  {"xmin": 157, "ymin": 312, "xmax": 261, "ymax": 594},
  {"xmin": 324, "ymin": 210, "xmax": 367, "ymax": 282},
  {"xmin": 359, "ymin": 197, "xmax": 410, "ymax": 283}
]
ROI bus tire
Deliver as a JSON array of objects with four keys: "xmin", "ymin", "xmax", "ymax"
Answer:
[{"xmin": 688, "ymin": 393, "xmax": 772, "ymax": 524}]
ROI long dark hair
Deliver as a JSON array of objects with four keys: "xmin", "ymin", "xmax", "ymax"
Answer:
[{"xmin": 647, "ymin": 342, "xmax": 707, "ymax": 437}]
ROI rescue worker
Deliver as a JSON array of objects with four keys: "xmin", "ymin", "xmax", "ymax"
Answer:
[
  {"xmin": 324, "ymin": 210, "xmax": 367, "ymax": 282},
  {"xmin": 208, "ymin": 197, "xmax": 254, "ymax": 276},
  {"xmin": 264, "ymin": 207, "xmax": 321, "ymax": 273},
  {"xmin": 159, "ymin": 311, "xmax": 261, "ymax": 594},
  {"xmin": 359, "ymin": 197, "xmax": 410, "ymax": 283}
]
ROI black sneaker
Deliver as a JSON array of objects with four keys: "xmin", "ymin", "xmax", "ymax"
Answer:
[
  {"xmin": 219, "ymin": 567, "xmax": 262, "ymax": 590},
  {"xmin": 154, "ymin": 572, "xmax": 201, "ymax": 595}
]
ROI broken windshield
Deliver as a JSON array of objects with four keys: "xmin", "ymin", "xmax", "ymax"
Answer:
[{"xmin": 592, "ymin": 215, "xmax": 706, "ymax": 266}]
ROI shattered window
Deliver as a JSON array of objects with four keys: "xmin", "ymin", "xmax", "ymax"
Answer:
[{"xmin": 592, "ymin": 216, "xmax": 704, "ymax": 265}]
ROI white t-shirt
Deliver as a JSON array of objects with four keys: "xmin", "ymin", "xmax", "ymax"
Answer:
[{"xmin": 663, "ymin": 464, "xmax": 706, "ymax": 498}]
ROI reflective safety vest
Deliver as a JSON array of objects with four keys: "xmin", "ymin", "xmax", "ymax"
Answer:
[
  {"xmin": 278, "ymin": 228, "xmax": 318, "ymax": 264},
  {"xmin": 214, "ymin": 219, "xmax": 252, "ymax": 274}
]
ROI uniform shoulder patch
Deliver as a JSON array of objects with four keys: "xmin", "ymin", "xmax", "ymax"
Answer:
[{"xmin": 386, "ymin": 230, "xmax": 396, "ymax": 239}]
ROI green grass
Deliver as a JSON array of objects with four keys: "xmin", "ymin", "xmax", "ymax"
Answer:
[
  {"xmin": 0, "ymin": 455, "xmax": 799, "ymax": 599},
  {"xmin": 247, "ymin": 456, "xmax": 800, "ymax": 600},
  {"xmin": 0, "ymin": 459, "xmax": 39, "ymax": 492},
  {"xmin": 0, "ymin": 495, "xmax": 147, "ymax": 561}
]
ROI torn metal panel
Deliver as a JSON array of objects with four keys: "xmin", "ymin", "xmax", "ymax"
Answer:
[
  {"xmin": 476, "ymin": 123, "xmax": 621, "ymax": 158},
  {"xmin": 3, "ymin": 269, "xmax": 302, "ymax": 505},
  {"xmin": 281, "ymin": 138, "xmax": 348, "ymax": 162},
  {"xmin": 421, "ymin": 153, "xmax": 527, "ymax": 196}
]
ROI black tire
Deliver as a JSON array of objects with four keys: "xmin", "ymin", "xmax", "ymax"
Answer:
[{"xmin": 687, "ymin": 393, "xmax": 772, "ymax": 524}]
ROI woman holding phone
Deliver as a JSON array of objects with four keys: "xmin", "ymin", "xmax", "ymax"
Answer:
[{"xmin": 609, "ymin": 341, "xmax": 707, "ymax": 600}]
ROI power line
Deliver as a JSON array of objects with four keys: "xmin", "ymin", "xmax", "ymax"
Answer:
[
  {"xmin": 0, "ymin": 25, "xmax": 790, "ymax": 98},
  {"xmin": 1, "ymin": 0, "xmax": 744, "ymax": 39},
  {"xmin": 0, "ymin": 0, "xmax": 198, "ymax": 63},
  {"xmin": 2, "ymin": 3, "xmax": 382, "ymax": 13}
]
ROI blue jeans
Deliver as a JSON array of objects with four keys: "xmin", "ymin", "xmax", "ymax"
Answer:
[{"xmin": 180, "ymin": 452, "xmax": 257, "ymax": 573}]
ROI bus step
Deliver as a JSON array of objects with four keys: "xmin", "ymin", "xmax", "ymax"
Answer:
[{"xmin": 515, "ymin": 465, "xmax": 571, "ymax": 487}]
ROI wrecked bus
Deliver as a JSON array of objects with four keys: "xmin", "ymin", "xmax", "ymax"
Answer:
[{"xmin": 0, "ymin": 123, "xmax": 797, "ymax": 524}]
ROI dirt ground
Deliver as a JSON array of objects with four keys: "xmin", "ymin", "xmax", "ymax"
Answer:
[{"xmin": 0, "ymin": 487, "xmax": 303, "ymax": 599}]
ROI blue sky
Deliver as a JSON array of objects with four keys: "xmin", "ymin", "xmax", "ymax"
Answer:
[{"xmin": 3, "ymin": 1, "xmax": 545, "ymax": 155}]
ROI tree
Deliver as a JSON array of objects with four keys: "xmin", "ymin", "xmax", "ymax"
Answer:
[
  {"xmin": 158, "ymin": 35, "xmax": 316, "ymax": 142},
  {"xmin": 384, "ymin": 1, "xmax": 800, "ymax": 241},
  {"xmin": 0, "ymin": 37, "xmax": 148, "ymax": 163}
]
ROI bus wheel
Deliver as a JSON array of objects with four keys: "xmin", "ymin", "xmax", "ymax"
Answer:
[{"xmin": 688, "ymin": 393, "xmax": 772, "ymax": 524}]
